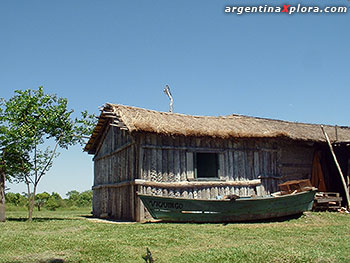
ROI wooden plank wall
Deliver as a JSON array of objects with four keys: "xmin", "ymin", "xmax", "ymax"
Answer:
[
  {"xmin": 92, "ymin": 128, "xmax": 315, "ymax": 221},
  {"xmin": 137, "ymin": 134, "xmax": 296, "ymax": 200},
  {"xmin": 92, "ymin": 126, "xmax": 137, "ymax": 220},
  {"xmin": 278, "ymin": 143, "xmax": 314, "ymax": 182}
]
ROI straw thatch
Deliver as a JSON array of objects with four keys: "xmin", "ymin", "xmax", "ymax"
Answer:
[{"xmin": 85, "ymin": 103, "xmax": 350, "ymax": 153}]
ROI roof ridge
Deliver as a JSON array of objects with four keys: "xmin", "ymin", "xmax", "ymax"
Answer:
[
  {"xmin": 85, "ymin": 103, "xmax": 350, "ymax": 154},
  {"xmin": 108, "ymin": 103, "xmax": 350, "ymax": 129}
]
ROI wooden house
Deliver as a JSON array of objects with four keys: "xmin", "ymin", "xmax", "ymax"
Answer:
[{"xmin": 85, "ymin": 104, "xmax": 350, "ymax": 221}]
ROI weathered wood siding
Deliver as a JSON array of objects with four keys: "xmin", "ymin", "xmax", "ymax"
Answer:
[
  {"xmin": 137, "ymin": 134, "xmax": 296, "ymax": 199},
  {"xmin": 278, "ymin": 143, "xmax": 314, "ymax": 181},
  {"xmin": 92, "ymin": 126, "xmax": 137, "ymax": 220},
  {"xmin": 92, "ymin": 129, "xmax": 315, "ymax": 221}
]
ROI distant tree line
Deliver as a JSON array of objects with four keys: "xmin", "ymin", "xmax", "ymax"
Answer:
[{"xmin": 5, "ymin": 190, "xmax": 92, "ymax": 211}]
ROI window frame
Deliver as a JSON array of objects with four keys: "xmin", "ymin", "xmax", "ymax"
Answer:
[{"xmin": 193, "ymin": 151, "xmax": 221, "ymax": 181}]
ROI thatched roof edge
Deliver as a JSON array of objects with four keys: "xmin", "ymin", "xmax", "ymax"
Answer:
[{"xmin": 84, "ymin": 103, "xmax": 350, "ymax": 154}]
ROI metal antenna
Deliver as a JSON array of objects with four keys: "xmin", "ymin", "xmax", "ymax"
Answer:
[{"xmin": 163, "ymin": 85, "xmax": 173, "ymax": 113}]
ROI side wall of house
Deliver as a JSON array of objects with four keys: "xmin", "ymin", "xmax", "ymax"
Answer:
[
  {"xmin": 92, "ymin": 125, "xmax": 137, "ymax": 220},
  {"xmin": 92, "ymin": 129, "xmax": 315, "ymax": 221},
  {"xmin": 279, "ymin": 142, "xmax": 314, "ymax": 182},
  {"xmin": 136, "ymin": 133, "xmax": 315, "ymax": 220}
]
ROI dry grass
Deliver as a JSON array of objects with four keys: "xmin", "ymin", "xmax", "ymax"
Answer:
[{"xmin": 111, "ymin": 104, "xmax": 350, "ymax": 141}]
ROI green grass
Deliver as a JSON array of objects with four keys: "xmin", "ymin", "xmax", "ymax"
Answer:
[{"xmin": 1, "ymin": 210, "xmax": 349, "ymax": 263}]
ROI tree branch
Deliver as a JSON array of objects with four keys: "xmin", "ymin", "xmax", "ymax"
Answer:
[
  {"xmin": 25, "ymin": 174, "xmax": 35, "ymax": 185},
  {"xmin": 37, "ymin": 136, "xmax": 61, "ymax": 184}
]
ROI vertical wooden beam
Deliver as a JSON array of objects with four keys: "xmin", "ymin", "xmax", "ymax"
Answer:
[
  {"xmin": 321, "ymin": 126, "xmax": 350, "ymax": 208},
  {"xmin": 168, "ymin": 139, "xmax": 174, "ymax": 182},
  {"xmin": 347, "ymin": 158, "xmax": 350, "ymax": 195},
  {"xmin": 145, "ymin": 136, "xmax": 151, "ymax": 181},
  {"xmin": 156, "ymin": 136, "xmax": 162, "ymax": 182},
  {"xmin": 151, "ymin": 135, "xmax": 157, "ymax": 181},
  {"xmin": 237, "ymin": 151, "xmax": 245, "ymax": 181},
  {"xmin": 219, "ymin": 153, "xmax": 225, "ymax": 180},
  {"xmin": 246, "ymin": 151, "xmax": 254, "ymax": 180},
  {"xmin": 228, "ymin": 144, "xmax": 234, "ymax": 180},
  {"xmin": 174, "ymin": 149, "xmax": 180, "ymax": 182},
  {"xmin": 111, "ymin": 189, "xmax": 116, "ymax": 218},
  {"xmin": 180, "ymin": 150, "xmax": 186, "ymax": 181},
  {"xmin": 135, "ymin": 185, "xmax": 142, "ymax": 222},
  {"xmin": 138, "ymin": 136, "xmax": 144, "ymax": 179},
  {"xmin": 263, "ymin": 151, "xmax": 268, "ymax": 176},
  {"xmin": 162, "ymin": 140, "xmax": 168, "ymax": 182},
  {"xmin": 130, "ymin": 185, "xmax": 135, "ymax": 221},
  {"xmin": 120, "ymin": 148, "xmax": 125, "ymax": 183},
  {"xmin": 223, "ymin": 150, "xmax": 228, "ymax": 181},
  {"xmin": 180, "ymin": 137, "xmax": 187, "ymax": 181},
  {"xmin": 124, "ymin": 148, "xmax": 129, "ymax": 182},
  {"xmin": 129, "ymin": 145, "xmax": 135, "ymax": 220},
  {"xmin": 254, "ymin": 151, "xmax": 260, "ymax": 179},
  {"xmin": 186, "ymin": 152, "xmax": 194, "ymax": 180},
  {"xmin": 116, "ymin": 188, "xmax": 122, "ymax": 219},
  {"xmin": 233, "ymin": 151, "xmax": 239, "ymax": 181}
]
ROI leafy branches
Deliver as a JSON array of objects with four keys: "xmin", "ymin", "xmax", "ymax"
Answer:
[{"xmin": 0, "ymin": 86, "xmax": 97, "ymax": 221}]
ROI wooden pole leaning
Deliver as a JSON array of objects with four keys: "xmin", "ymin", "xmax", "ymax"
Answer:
[{"xmin": 321, "ymin": 125, "xmax": 350, "ymax": 209}]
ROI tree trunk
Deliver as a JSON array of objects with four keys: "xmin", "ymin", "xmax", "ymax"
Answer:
[
  {"xmin": 0, "ymin": 170, "xmax": 5, "ymax": 222},
  {"xmin": 28, "ymin": 185, "xmax": 37, "ymax": 222},
  {"xmin": 28, "ymin": 195, "xmax": 36, "ymax": 222},
  {"xmin": 27, "ymin": 195, "xmax": 33, "ymax": 222},
  {"xmin": 26, "ymin": 181, "xmax": 34, "ymax": 222}
]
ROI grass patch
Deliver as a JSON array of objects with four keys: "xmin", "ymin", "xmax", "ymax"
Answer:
[{"xmin": 0, "ymin": 210, "xmax": 349, "ymax": 262}]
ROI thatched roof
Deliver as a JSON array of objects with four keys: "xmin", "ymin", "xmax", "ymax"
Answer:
[{"xmin": 85, "ymin": 103, "xmax": 350, "ymax": 154}]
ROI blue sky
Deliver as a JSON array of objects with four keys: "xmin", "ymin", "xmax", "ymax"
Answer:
[{"xmin": 1, "ymin": 0, "xmax": 349, "ymax": 197}]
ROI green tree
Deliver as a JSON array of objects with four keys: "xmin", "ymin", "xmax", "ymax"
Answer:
[
  {"xmin": 35, "ymin": 192, "xmax": 50, "ymax": 211},
  {"xmin": 0, "ymin": 87, "xmax": 96, "ymax": 221},
  {"xmin": 66, "ymin": 190, "xmax": 80, "ymax": 206},
  {"xmin": 46, "ymin": 196, "xmax": 59, "ymax": 211},
  {"xmin": 46, "ymin": 192, "xmax": 64, "ymax": 211},
  {"xmin": 0, "ymin": 102, "xmax": 32, "ymax": 221},
  {"xmin": 77, "ymin": 190, "xmax": 93, "ymax": 207},
  {"xmin": 5, "ymin": 192, "xmax": 26, "ymax": 206}
]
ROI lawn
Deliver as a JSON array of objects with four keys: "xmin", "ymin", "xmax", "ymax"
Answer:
[{"xmin": 0, "ymin": 209, "xmax": 349, "ymax": 263}]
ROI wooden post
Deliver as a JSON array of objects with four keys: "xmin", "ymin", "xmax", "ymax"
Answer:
[
  {"xmin": 186, "ymin": 152, "xmax": 194, "ymax": 180},
  {"xmin": 321, "ymin": 125, "xmax": 350, "ymax": 208},
  {"xmin": 0, "ymin": 170, "xmax": 5, "ymax": 222},
  {"xmin": 347, "ymin": 158, "xmax": 350, "ymax": 196},
  {"xmin": 135, "ymin": 185, "xmax": 145, "ymax": 222}
]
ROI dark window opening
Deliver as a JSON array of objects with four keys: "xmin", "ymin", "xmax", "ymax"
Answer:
[{"xmin": 195, "ymin": 153, "xmax": 219, "ymax": 179}]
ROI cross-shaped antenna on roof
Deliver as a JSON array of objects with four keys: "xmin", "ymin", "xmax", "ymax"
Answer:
[{"xmin": 163, "ymin": 85, "xmax": 173, "ymax": 113}]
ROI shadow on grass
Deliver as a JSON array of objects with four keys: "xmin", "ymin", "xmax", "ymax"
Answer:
[
  {"xmin": 223, "ymin": 213, "xmax": 304, "ymax": 225},
  {"xmin": 7, "ymin": 216, "xmax": 88, "ymax": 222},
  {"xmin": 7, "ymin": 259, "xmax": 65, "ymax": 263},
  {"xmin": 142, "ymin": 213, "xmax": 304, "ymax": 225},
  {"xmin": 41, "ymin": 259, "xmax": 65, "ymax": 263}
]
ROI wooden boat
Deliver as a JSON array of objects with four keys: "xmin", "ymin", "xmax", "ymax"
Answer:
[{"xmin": 138, "ymin": 189, "xmax": 317, "ymax": 223}]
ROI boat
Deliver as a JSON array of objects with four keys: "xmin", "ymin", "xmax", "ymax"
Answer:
[{"xmin": 138, "ymin": 189, "xmax": 317, "ymax": 223}]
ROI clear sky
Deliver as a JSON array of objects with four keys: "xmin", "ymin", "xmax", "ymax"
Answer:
[{"xmin": 1, "ymin": 0, "xmax": 349, "ymax": 197}]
